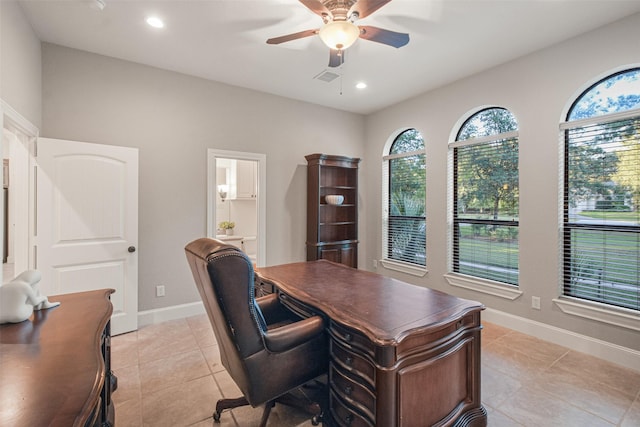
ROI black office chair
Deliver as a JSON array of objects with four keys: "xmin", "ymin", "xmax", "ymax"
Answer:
[{"xmin": 185, "ymin": 238, "xmax": 328, "ymax": 426}]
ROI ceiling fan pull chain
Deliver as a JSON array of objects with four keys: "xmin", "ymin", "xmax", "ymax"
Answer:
[{"xmin": 339, "ymin": 49, "xmax": 344, "ymax": 95}]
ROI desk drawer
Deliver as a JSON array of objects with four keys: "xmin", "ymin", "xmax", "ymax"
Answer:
[
  {"xmin": 278, "ymin": 292, "xmax": 318, "ymax": 319},
  {"xmin": 330, "ymin": 322, "xmax": 375, "ymax": 358},
  {"xmin": 331, "ymin": 340, "xmax": 375, "ymax": 388},
  {"xmin": 254, "ymin": 277, "xmax": 275, "ymax": 296},
  {"xmin": 397, "ymin": 312, "xmax": 480, "ymax": 360},
  {"xmin": 330, "ymin": 390, "xmax": 375, "ymax": 427},
  {"xmin": 330, "ymin": 365, "xmax": 375, "ymax": 420}
]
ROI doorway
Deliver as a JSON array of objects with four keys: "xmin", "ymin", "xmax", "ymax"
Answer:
[
  {"xmin": 207, "ymin": 149, "xmax": 266, "ymax": 267},
  {"xmin": 1, "ymin": 101, "xmax": 139, "ymax": 334},
  {"xmin": 1, "ymin": 101, "xmax": 38, "ymax": 284}
]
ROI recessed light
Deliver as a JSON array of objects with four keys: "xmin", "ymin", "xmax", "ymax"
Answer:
[
  {"xmin": 146, "ymin": 16, "xmax": 164, "ymax": 29},
  {"xmin": 356, "ymin": 82, "xmax": 367, "ymax": 89}
]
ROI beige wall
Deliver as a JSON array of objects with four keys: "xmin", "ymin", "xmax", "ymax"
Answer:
[
  {"xmin": 2, "ymin": 0, "xmax": 638, "ymax": 352},
  {"xmin": 0, "ymin": 0, "xmax": 41, "ymax": 127},
  {"xmin": 41, "ymin": 43, "xmax": 365, "ymax": 310},
  {"xmin": 362, "ymin": 13, "xmax": 640, "ymax": 351}
]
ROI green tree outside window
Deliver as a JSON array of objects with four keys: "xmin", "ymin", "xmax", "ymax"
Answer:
[{"xmin": 387, "ymin": 129, "xmax": 426, "ymax": 266}]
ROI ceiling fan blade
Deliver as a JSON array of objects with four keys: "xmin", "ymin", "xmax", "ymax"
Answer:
[
  {"xmin": 328, "ymin": 49, "xmax": 345, "ymax": 68},
  {"xmin": 350, "ymin": 0, "xmax": 392, "ymax": 19},
  {"xmin": 358, "ymin": 25, "xmax": 409, "ymax": 48},
  {"xmin": 299, "ymin": 0, "xmax": 330, "ymax": 17},
  {"xmin": 266, "ymin": 29, "xmax": 318, "ymax": 45}
]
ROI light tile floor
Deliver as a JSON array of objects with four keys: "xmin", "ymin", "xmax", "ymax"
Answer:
[{"xmin": 112, "ymin": 316, "xmax": 640, "ymax": 427}]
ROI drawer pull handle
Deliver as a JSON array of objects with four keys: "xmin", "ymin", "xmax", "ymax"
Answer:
[
  {"xmin": 345, "ymin": 414, "xmax": 354, "ymax": 424},
  {"xmin": 344, "ymin": 385, "xmax": 353, "ymax": 395},
  {"xmin": 344, "ymin": 333, "xmax": 352, "ymax": 342},
  {"xmin": 345, "ymin": 356, "xmax": 353, "ymax": 366}
]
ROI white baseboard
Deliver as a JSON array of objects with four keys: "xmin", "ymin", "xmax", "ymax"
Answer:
[
  {"xmin": 137, "ymin": 301, "xmax": 205, "ymax": 328},
  {"xmin": 483, "ymin": 308, "xmax": 640, "ymax": 373},
  {"xmin": 135, "ymin": 302, "xmax": 640, "ymax": 374}
]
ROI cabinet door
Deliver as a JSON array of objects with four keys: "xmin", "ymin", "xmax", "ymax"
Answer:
[
  {"xmin": 338, "ymin": 245, "xmax": 356, "ymax": 268},
  {"xmin": 318, "ymin": 243, "xmax": 357, "ymax": 268},
  {"xmin": 319, "ymin": 247, "xmax": 341, "ymax": 264},
  {"xmin": 236, "ymin": 160, "xmax": 257, "ymax": 199}
]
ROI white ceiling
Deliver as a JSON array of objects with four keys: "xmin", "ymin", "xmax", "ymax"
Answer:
[{"xmin": 18, "ymin": 0, "xmax": 640, "ymax": 115}]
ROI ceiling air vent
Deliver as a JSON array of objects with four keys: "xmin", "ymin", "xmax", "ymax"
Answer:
[{"xmin": 313, "ymin": 70, "xmax": 340, "ymax": 83}]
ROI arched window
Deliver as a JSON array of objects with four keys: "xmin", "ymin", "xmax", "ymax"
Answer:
[
  {"xmin": 382, "ymin": 129, "xmax": 426, "ymax": 267},
  {"xmin": 450, "ymin": 107, "xmax": 519, "ymax": 285},
  {"xmin": 562, "ymin": 68, "xmax": 640, "ymax": 311}
]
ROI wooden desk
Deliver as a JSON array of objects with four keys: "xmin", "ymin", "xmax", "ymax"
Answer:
[
  {"xmin": 0, "ymin": 289, "xmax": 116, "ymax": 427},
  {"xmin": 256, "ymin": 260, "xmax": 487, "ymax": 427}
]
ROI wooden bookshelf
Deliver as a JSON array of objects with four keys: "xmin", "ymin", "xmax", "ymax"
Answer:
[{"xmin": 305, "ymin": 153, "xmax": 360, "ymax": 268}]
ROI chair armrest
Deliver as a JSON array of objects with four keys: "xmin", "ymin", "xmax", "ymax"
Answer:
[
  {"xmin": 256, "ymin": 293, "xmax": 305, "ymax": 327},
  {"xmin": 255, "ymin": 293, "xmax": 282, "ymax": 319},
  {"xmin": 263, "ymin": 315, "xmax": 325, "ymax": 353}
]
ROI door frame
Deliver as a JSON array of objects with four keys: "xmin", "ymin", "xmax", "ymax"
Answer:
[
  {"xmin": 0, "ymin": 100, "xmax": 39, "ymax": 283},
  {"xmin": 207, "ymin": 149, "xmax": 266, "ymax": 267}
]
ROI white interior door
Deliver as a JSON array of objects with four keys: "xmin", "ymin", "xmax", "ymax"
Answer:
[{"xmin": 35, "ymin": 138, "xmax": 138, "ymax": 334}]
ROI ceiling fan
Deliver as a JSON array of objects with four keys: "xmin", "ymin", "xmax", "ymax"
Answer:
[{"xmin": 266, "ymin": 0, "xmax": 409, "ymax": 67}]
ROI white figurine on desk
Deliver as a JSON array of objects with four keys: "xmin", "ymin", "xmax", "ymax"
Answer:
[{"xmin": 0, "ymin": 270, "xmax": 60, "ymax": 324}]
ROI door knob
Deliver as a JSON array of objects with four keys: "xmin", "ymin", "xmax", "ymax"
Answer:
[{"xmin": 128, "ymin": 246, "xmax": 136, "ymax": 253}]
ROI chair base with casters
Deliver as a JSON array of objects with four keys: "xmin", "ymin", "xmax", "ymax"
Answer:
[{"xmin": 213, "ymin": 383, "xmax": 325, "ymax": 426}]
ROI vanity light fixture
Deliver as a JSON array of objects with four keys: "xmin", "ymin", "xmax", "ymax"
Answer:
[
  {"xmin": 218, "ymin": 185, "xmax": 228, "ymax": 201},
  {"xmin": 146, "ymin": 16, "xmax": 165, "ymax": 29},
  {"xmin": 93, "ymin": 0, "xmax": 106, "ymax": 11}
]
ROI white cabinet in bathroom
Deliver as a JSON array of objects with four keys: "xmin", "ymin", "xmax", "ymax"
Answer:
[
  {"xmin": 215, "ymin": 235, "xmax": 257, "ymax": 264},
  {"xmin": 215, "ymin": 235, "xmax": 243, "ymax": 249},
  {"xmin": 236, "ymin": 160, "xmax": 257, "ymax": 199}
]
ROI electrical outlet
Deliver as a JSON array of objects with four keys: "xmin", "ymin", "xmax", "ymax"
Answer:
[
  {"xmin": 156, "ymin": 285, "xmax": 165, "ymax": 297},
  {"xmin": 531, "ymin": 296, "xmax": 541, "ymax": 310}
]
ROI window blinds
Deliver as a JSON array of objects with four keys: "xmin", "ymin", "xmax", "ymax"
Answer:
[
  {"xmin": 563, "ymin": 115, "xmax": 640, "ymax": 310},
  {"xmin": 383, "ymin": 150, "xmax": 426, "ymax": 266},
  {"xmin": 452, "ymin": 137, "xmax": 519, "ymax": 286}
]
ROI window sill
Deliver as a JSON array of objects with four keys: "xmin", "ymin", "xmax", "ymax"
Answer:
[
  {"xmin": 553, "ymin": 297, "xmax": 640, "ymax": 332},
  {"xmin": 379, "ymin": 259, "xmax": 427, "ymax": 277},
  {"xmin": 444, "ymin": 273, "xmax": 523, "ymax": 300}
]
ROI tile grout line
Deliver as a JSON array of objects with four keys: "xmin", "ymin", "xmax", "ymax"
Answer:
[
  {"xmin": 617, "ymin": 388, "xmax": 640, "ymax": 426},
  {"xmin": 547, "ymin": 348, "xmax": 571, "ymax": 370}
]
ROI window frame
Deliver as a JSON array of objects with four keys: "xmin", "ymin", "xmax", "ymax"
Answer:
[
  {"xmin": 445, "ymin": 107, "xmax": 523, "ymax": 299},
  {"xmin": 556, "ymin": 68, "xmax": 640, "ymax": 326},
  {"xmin": 381, "ymin": 129, "xmax": 427, "ymax": 276}
]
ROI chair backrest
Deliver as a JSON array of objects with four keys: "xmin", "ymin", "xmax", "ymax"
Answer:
[{"xmin": 185, "ymin": 238, "xmax": 266, "ymax": 387}]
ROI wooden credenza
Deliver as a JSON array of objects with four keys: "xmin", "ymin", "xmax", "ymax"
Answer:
[
  {"xmin": 256, "ymin": 261, "xmax": 487, "ymax": 427},
  {"xmin": 0, "ymin": 289, "xmax": 116, "ymax": 427}
]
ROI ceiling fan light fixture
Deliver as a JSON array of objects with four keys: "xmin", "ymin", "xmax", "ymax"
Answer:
[{"xmin": 319, "ymin": 21, "xmax": 360, "ymax": 50}]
